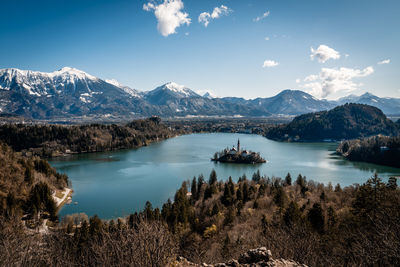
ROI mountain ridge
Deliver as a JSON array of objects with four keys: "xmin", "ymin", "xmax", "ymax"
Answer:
[{"xmin": 1, "ymin": 67, "xmax": 399, "ymax": 119}]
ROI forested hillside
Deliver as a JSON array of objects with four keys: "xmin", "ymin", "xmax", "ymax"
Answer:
[
  {"xmin": 266, "ymin": 103, "xmax": 399, "ymax": 142},
  {"xmin": 0, "ymin": 117, "xmax": 181, "ymax": 157},
  {"xmin": 1, "ymin": 169, "xmax": 399, "ymax": 266},
  {"xmin": 0, "ymin": 142, "xmax": 68, "ymax": 222}
]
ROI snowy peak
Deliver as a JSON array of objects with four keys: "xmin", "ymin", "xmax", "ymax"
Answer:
[
  {"xmin": 51, "ymin": 67, "xmax": 98, "ymax": 80},
  {"xmin": 203, "ymin": 92, "xmax": 216, "ymax": 99},
  {"xmin": 105, "ymin": 79, "xmax": 141, "ymax": 98},
  {"xmin": 159, "ymin": 82, "xmax": 199, "ymax": 97},
  {"xmin": 146, "ymin": 82, "xmax": 199, "ymax": 98},
  {"xmin": 143, "ymin": 82, "xmax": 201, "ymax": 105},
  {"xmin": 0, "ymin": 67, "xmax": 102, "ymax": 96}
]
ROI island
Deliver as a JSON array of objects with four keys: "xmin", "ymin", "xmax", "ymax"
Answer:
[{"xmin": 212, "ymin": 139, "xmax": 266, "ymax": 164}]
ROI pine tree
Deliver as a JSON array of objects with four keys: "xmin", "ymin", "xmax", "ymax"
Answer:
[
  {"xmin": 191, "ymin": 176, "xmax": 198, "ymax": 201},
  {"xmin": 285, "ymin": 173, "xmax": 292, "ymax": 186},
  {"xmin": 209, "ymin": 169, "xmax": 217, "ymax": 185},
  {"xmin": 222, "ymin": 183, "xmax": 233, "ymax": 206},
  {"xmin": 283, "ymin": 201, "xmax": 302, "ymax": 227},
  {"xmin": 307, "ymin": 203, "xmax": 325, "ymax": 233},
  {"xmin": 243, "ymin": 181, "xmax": 250, "ymax": 203},
  {"xmin": 274, "ymin": 186, "xmax": 286, "ymax": 209}
]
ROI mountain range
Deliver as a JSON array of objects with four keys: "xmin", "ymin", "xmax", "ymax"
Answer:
[{"xmin": 0, "ymin": 67, "xmax": 399, "ymax": 120}]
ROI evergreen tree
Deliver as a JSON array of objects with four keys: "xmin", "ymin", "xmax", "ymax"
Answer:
[
  {"xmin": 320, "ymin": 191, "xmax": 326, "ymax": 202},
  {"xmin": 224, "ymin": 206, "xmax": 235, "ymax": 225},
  {"xmin": 222, "ymin": 183, "xmax": 233, "ymax": 206},
  {"xmin": 228, "ymin": 176, "xmax": 235, "ymax": 192},
  {"xmin": 252, "ymin": 170, "xmax": 261, "ymax": 182},
  {"xmin": 209, "ymin": 169, "xmax": 217, "ymax": 185},
  {"xmin": 236, "ymin": 184, "xmax": 243, "ymax": 202},
  {"xmin": 285, "ymin": 173, "xmax": 292, "ymax": 186},
  {"xmin": 191, "ymin": 176, "xmax": 198, "ymax": 201},
  {"xmin": 334, "ymin": 183, "xmax": 342, "ymax": 192},
  {"xmin": 243, "ymin": 181, "xmax": 250, "ymax": 203},
  {"xmin": 296, "ymin": 174, "xmax": 305, "ymax": 188},
  {"xmin": 307, "ymin": 203, "xmax": 325, "ymax": 233},
  {"xmin": 89, "ymin": 215, "xmax": 103, "ymax": 236},
  {"xmin": 197, "ymin": 174, "xmax": 204, "ymax": 198},
  {"xmin": 274, "ymin": 186, "xmax": 287, "ymax": 209},
  {"xmin": 144, "ymin": 201, "xmax": 154, "ymax": 220},
  {"xmin": 283, "ymin": 201, "xmax": 302, "ymax": 227}
]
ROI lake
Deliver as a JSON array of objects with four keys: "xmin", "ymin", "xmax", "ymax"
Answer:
[{"xmin": 50, "ymin": 133, "xmax": 400, "ymax": 219}]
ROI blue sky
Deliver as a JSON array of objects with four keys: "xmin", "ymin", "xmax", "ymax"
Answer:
[{"xmin": 0, "ymin": 0, "xmax": 399, "ymax": 99}]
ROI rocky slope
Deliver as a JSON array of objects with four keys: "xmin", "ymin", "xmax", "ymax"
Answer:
[{"xmin": 175, "ymin": 247, "xmax": 307, "ymax": 267}]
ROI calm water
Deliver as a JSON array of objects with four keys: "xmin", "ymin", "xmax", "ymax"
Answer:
[{"xmin": 50, "ymin": 133, "xmax": 400, "ymax": 219}]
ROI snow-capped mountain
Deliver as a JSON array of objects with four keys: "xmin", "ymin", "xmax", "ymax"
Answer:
[
  {"xmin": 143, "ymin": 82, "xmax": 264, "ymax": 116},
  {"xmin": 0, "ymin": 67, "xmax": 99, "ymax": 97},
  {"xmin": 203, "ymin": 92, "xmax": 216, "ymax": 99},
  {"xmin": 1, "ymin": 67, "xmax": 399, "ymax": 119},
  {"xmin": 144, "ymin": 82, "xmax": 200, "ymax": 105},
  {"xmin": 105, "ymin": 79, "xmax": 142, "ymax": 98},
  {"xmin": 0, "ymin": 67, "xmax": 151, "ymax": 118},
  {"xmin": 335, "ymin": 92, "xmax": 400, "ymax": 115}
]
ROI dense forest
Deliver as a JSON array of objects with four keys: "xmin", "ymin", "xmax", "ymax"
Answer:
[
  {"xmin": 1, "ymin": 163, "xmax": 399, "ymax": 266},
  {"xmin": 337, "ymin": 135, "xmax": 400, "ymax": 168},
  {"xmin": 0, "ymin": 117, "xmax": 182, "ymax": 157},
  {"xmin": 266, "ymin": 103, "xmax": 399, "ymax": 142}
]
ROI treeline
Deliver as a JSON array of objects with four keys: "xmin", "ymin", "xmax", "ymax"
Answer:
[
  {"xmin": 165, "ymin": 118, "xmax": 278, "ymax": 136},
  {"xmin": 0, "ymin": 117, "xmax": 181, "ymax": 157},
  {"xmin": 337, "ymin": 135, "xmax": 400, "ymax": 168},
  {"xmin": 2, "ymin": 169, "xmax": 399, "ymax": 266}
]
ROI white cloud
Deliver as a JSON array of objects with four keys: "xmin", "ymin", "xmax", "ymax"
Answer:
[
  {"xmin": 310, "ymin": 45, "xmax": 341, "ymax": 63},
  {"xmin": 304, "ymin": 74, "xmax": 318, "ymax": 82},
  {"xmin": 378, "ymin": 59, "xmax": 390, "ymax": 65},
  {"xmin": 198, "ymin": 5, "xmax": 232, "ymax": 27},
  {"xmin": 253, "ymin": 11, "xmax": 270, "ymax": 22},
  {"xmin": 143, "ymin": 0, "xmax": 191, "ymax": 37},
  {"xmin": 264, "ymin": 36, "xmax": 270, "ymax": 41},
  {"xmin": 262, "ymin": 60, "xmax": 279, "ymax": 68},
  {"xmin": 300, "ymin": 66, "xmax": 374, "ymax": 98},
  {"xmin": 295, "ymin": 79, "xmax": 301, "ymax": 83}
]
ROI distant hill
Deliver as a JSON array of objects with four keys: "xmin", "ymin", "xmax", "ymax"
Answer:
[
  {"xmin": 249, "ymin": 89, "xmax": 334, "ymax": 115},
  {"xmin": 265, "ymin": 103, "xmax": 399, "ymax": 142},
  {"xmin": 335, "ymin": 92, "xmax": 400, "ymax": 116}
]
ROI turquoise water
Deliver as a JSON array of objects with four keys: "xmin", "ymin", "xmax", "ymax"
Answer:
[{"xmin": 50, "ymin": 133, "xmax": 400, "ymax": 219}]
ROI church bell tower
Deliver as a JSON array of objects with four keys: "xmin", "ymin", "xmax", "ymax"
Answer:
[{"xmin": 237, "ymin": 139, "xmax": 240, "ymax": 152}]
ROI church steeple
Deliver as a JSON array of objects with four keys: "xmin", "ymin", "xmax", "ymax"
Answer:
[{"xmin": 237, "ymin": 139, "xmax": 240, "ymax": 152}]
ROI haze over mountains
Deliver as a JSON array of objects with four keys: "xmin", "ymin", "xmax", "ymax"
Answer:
[{"xmin": 0, "ymin": 67, "xmax": 399, "ymax": 119}]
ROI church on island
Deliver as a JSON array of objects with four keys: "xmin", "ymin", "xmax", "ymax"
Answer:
[{"xmin": 212, "ymin": 139, "xmax": 266, "ymax": 164}]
